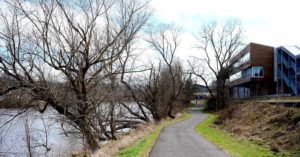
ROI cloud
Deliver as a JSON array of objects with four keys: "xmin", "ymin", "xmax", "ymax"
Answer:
[
  {"xmin": 148, "ymin": 0, "xmax": 300, "ymax": 61},
  {"xmin": 150, "ymin": 0, "xmax": 300, "ymax": 45}
]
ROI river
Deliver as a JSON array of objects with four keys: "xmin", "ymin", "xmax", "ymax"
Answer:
[
  {"xmin": 0, "ymin": 103, "xmax": 150, "ymax": 157},
  {"xmin": 0, "ymin": 107, "xmax": 83, "ymax": 157}
]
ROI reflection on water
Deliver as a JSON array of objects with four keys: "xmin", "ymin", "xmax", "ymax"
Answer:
[
  {"xmin": 0, "ymin": 107, "xmax": 83, "ymax": 157},
  {"xmin": 0, "ymin": 103, "xmax": 151, "ymax": 157}
]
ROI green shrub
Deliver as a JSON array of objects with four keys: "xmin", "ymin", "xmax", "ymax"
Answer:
[{"xmin": 204, "ymin": 97, "xmax": 217, "ymax": 111}]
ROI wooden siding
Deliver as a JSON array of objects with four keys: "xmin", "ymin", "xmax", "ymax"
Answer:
[
  {"xmin": 229, "ymin": 43, "xmax": 276, "ymax": 97},
  {"xmin": 250, "ymin": 43, "xmax": 274, "ymax": 81}
]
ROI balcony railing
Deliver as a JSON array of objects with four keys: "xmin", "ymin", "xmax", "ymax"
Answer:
[
  {"xmin": 297, "ymin": 83, "xmax": 300, "ymax": 93},
  {"xmin": 290, "ymin": 79, "xmax": 297, "ymax": 94},
  {"xmin": 282, "ymin": 73, "xmax": 290, "ymax": 86},
  {"xmin": 278, "ymin": 69, "xmax": 298, "ymax": 95},
  {"xmin": 297, "ymin": 64, "xmax": 300, "ymax": 73},
  {"xmin": 278, "ymin": 56, "xmax": 296, "ymax": 70}
]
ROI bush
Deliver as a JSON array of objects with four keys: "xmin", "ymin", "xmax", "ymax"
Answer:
[{"xmin": 204, "ymin": 97, "xmax": 217, "ymax": 111}]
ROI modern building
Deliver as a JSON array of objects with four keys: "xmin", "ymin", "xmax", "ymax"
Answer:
[
  {"xmin": 229, "ymin": 43, "xmax": 276, "ymax": 98},
  {"xmin": 274, "ymin": 46, "xmax": 300, "ymax": 96},
  {"xmin": 193, "ymin": 84, "xmax": 210, "ymax": 99},
  {"xmin": 193, "ymin": 84, "xmax": 209, "ymax": 93}
]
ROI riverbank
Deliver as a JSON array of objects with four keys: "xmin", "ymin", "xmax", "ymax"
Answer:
[
  {"xmin": 93, "ymin": 112, "xmax": 192, "ymax": 157},
  {"xmin": 196, "ymin": 102, "xmax": 300, "ymax": 157},
  {"xmin": 196, "ymin": 113, "xmax": 280, "ymax": 157}
]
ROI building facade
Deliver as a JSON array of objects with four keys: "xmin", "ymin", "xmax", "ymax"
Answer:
[
  {"xmin": 229, "ymin": 43, "xmax": 276, "ymax": 98},
  {"xmin": 274, "ymin": 46, "xmax": 300, "ymax": 96},
  {"xmin": 193, "ymin": 84, "xmax": 210, "ymax": 98}
]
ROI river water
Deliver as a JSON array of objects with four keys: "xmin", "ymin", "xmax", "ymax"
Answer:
[
  {"xmin": 0, "ymin": 107, "xmax": 83, "ymax": 157},
  {"xmin": 0, "ymin": 103, "xmax": 150, "ymax": 157}
]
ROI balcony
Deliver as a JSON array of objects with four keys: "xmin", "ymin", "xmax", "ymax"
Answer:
[
  {"xmin": 290, "ymin": 80, "xmax": 297, "ymax": 95},
  {"xmin": 228, "ymin": 77, "xmax": 252, "ymax": 87},
  {"xmin": 277, "ymin": 56, "xmax": 296, "ymax": 69},
  {"xmin": 229, "ymin": 66, "xmax": 264, "ymax": 87},
  {"xmin": 297, "ymin": 63, "xmax": 300, "ymax": 74},
  {"xmin": 277, "ymin": 68, "xmax": 298, "ymax": 95},
  {"xmin": 297, "ymin": 83, "xmax": 300, "ymax": 94}
]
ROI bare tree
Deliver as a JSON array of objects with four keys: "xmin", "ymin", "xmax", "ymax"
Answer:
[
  {"xmin": 145, "ymin": 24, "xmax": 183, "ymax": 118},
  {"xmin": 23, "ymin": 113, "xmax": 33, "ymax": 157},
  {"xmin": 189, "ymin": 19, "xmax": 244, "ymax": 110},
  {"xmin": 0, "ymin": 0, "xmax": 151, "ymax": 152},
  {"xmin": 119, "ymin": 47, "xmax": 152, "ymax": 122},
  {"xmin": 119, "ymin": 24, "xmax": 187, "ymax": 121},
  {"xmin": 121, "ymin": 59, "xmax": 186, "ymax": 122}
]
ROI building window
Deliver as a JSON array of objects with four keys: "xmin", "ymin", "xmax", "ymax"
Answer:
[
  {"xmin": 242, "ymin": 67, "xmax": 252, "ymax": 79},
  {"xmin": 229, "ymin": 71, "xmax": 242, "ymax": 82},
  {"xmin": 234, "ymin": 53, "xmax": 250, "ymax": 68},
  {"xmin": 229, "ymin": 66, "xmax": 264, "ymax": 82},
  {"xmin": 252, "ymin": 66, "xmax": 263, "ymax": 77}
]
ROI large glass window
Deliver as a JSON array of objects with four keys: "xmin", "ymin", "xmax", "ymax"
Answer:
[
  {"xmin": 242, "ymin": 67, "xmax": 252, "ymax": 79},
  {"xmin": 229, "ymin": 66, "xmax": 263, "ymax": 82},
  {"xmin": 252, "ymin": 66, "xmax": 263, "ymax": 77},
  {"xmin": 234, "ymin": 53, "xmax": 250, "ymax": 68},
  {"xmin": 229, "ymin": 71, "xmax": 241, "ymax": 82}
]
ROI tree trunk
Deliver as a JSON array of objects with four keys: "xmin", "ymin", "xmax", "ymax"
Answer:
[
  {"xmin": 151, "ymin": 108, "xmax": 161, "ymax": 122},
  {"xmin": 77, "ymin": 117, "xmax": 100, "ymax": 152},
  {"xmin": 168, "ymin": 110, "xmax": 175, "ymax": 119},
  {"xmin": 216, "ymin": 79, "xmax": 227, "ymax": 111},
  {"xmin": 110, "ymin": 103, "xmax": 117, "ymax": 140},
  {"xmin": 167, "ymin": 102, "xmax": 175, "ymax": 119}
]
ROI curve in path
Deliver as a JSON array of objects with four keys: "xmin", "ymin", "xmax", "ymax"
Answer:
[{"xmin": 149, "ymin": 107, "xmax": 231, "ymax": 157}]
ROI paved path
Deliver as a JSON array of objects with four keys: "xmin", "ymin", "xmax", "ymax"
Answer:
[{"xmin": 149, "ymin": 107, "xmax": 231, "ymax": 157}]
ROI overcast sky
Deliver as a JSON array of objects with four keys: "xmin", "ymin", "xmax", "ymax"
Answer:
[{"xmin": 149, "ymin": 0, "xmax": 300, "ymax": 59}]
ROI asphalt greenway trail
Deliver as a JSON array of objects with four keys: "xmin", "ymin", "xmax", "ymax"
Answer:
[{"xmin": 149, "ymin": 106, "xmax": 230, "ymax": 157}]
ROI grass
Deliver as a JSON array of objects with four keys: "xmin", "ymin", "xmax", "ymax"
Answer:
[
  {"xmin": 196, "ymin": 113, "xmax": 286, "ymax": 157},
  {"xmin": 116, "ymin": 112, "xmax": 192, "ymax": 157},
  {"xmin": 188, "ymin": 102, "xmax": 196, "ymax": 107}
]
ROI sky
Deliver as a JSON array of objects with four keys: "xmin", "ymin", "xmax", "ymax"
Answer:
[
  {"xmin": 149, "ymin": 0, "xmax": 300, "ymax": 59},
  {"xmin": 2, "ymin": 0, "xmax": 300, "ymax": 81}
]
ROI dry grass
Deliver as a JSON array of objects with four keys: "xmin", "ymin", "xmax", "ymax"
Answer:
[
  {"xmin": 216, "ymin": 102, "xmax": 300, "ymax": 155},
  {"xmin": 93, "ymin": 123, "xmax": 156, "ymax": 157},
  {"xmin": 93, "ymin": 113, "xmax": 185, "ymax": 157},
  {"xmin": 264, "ymin": 96, "xmax": 300, "ymax": 103}
]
